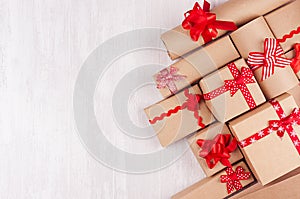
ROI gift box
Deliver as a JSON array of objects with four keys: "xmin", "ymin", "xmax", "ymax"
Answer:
[
  {"xmin": 264, "ymin": 0, "xmax": 300, "ymax": 52},
  {"xmin": 285, "ymin": 46, "xmax": 300, "ymax": 79},
  {"xmin": 188, "ymin": 122, "xmax": 243, "ymax": 177},
  {"xmin": 171, "ymin": 161, "xmax": 254, "ymax": 199},
  {"xmin": 229, "ymin": 93, "xmax": 300, "ymax": 185},
  {"xmin": 199, "ymin": 58, "xmax": 265, "ymax": 122},
  {"xmin": 144, "ymin": 85, "xmax": 215, "ymax": 147},
  {"xmin": 155, "ymin": 36, "xmax": 240, "ymax": 98},
  {"xmin": 230, "ymin": 16, "xmax": 299, "ymax": 99},
  {"xmin": 161, "ymin": 0, "xmax": 290, "ymax": 60}
]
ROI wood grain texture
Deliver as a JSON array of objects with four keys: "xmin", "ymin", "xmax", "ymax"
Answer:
[{"xmin": 0, "ymin": 0, "xmax": 226, "ymax": 198}]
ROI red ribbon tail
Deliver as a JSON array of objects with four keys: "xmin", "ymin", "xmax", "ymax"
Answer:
[{"xmin": 213, "ymin": 20, "xmax": 237, "ymax": 31}]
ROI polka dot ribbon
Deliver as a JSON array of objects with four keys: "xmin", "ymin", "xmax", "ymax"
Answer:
[
  {"xmin": 156, "ymin": 66, "xmax": 186, "ymax": 95},
  {"xmin": 203, "ymin": 62, "xmax": 257, "ymax": 109},
  {"xmin": 149, "ymin": 89, "xmax": 205, "ymax": 128},
  {"xmin": 238, "ymin": 100, "xmax": 300, "ymax": 155},
  {"xmin": 247, "ymin": 38, "xmax": 292, "ymax": 81},
  {"xmin": 220, "ymin": 166, "xmax": 251, "ymax": 194}
]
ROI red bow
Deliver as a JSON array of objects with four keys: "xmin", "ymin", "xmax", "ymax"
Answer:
[
  {"xmin": 156, "ymin": 66, "xmax": 186, "ymax": 94},
  {"xmin": 291, "ymin": 43, "xmax": 300, "ymax": 74},
  {"xmin": 182, "ymin": 1, "xmax": 237, "ymax": 42},
  {"xmin": 197, "ymin": 134, "xmax": 237, "ymax": 169},
  {"xmin": 248, "ymin": 38, "xmax": 292, "ymax": 80},
  {"xmin": 224, "ymin": 66, "xmax": 255, "ymax": 97},
  {"xmin": 269, "ymin": 108, "xmax": 300, "ymax": 138},
  {"xmin": 220, "ymin": 166, "xmax": 251, "ymax": 194}
]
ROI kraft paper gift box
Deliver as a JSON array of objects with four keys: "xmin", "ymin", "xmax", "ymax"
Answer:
[
  {"xmin": 144, "ymin": 85, "xmax": 215, "ymax": 147},
  {"xmin": 199, "ymin": 58, "xmax": 265, "ymax": 122},
  {"xmin": 229, "ymin": 93, "xmax": 300, "ymax": 185},
  {"xmin": 171, "ymin": 161, "xmax": 254, "ymax": 199},
  {"xmin": 161, "ymin": 0, "xmax": 291, "ymax": 60},
  {"xmin": 286, "ymin": 48, "xmax": 300, "ymax": 79},
  {"xmin": 230, "ymin": 16, "xmax": 299, "ymax": 99},
  {"xmin": 265, "ymin": 0, "xmax": 300, "ymax": 52},
  {"xmin": 154, "ymin": 36, "xmax": 240, "ymax": 98},
  {"xmin": 188, "ymin": 122, "xmax": 243, "ymax": 177}
]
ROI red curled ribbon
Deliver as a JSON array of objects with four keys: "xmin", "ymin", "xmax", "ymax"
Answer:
[
  {"xmin": 239, "ymin": 101, "xmax": 300, "ymax": 154},
  {"xmin": 291, "ymin": 43, "xmax": 300, "ymax": 74},
  {"xmin": 203, "ymin": 63, "xmax": 257, "ymax": 109},
  {"xmin": 247, "ymin": 38, "xmax": 292, "ymax": 81},
  {"xmin": 149, "ymin": 89, "xmax": 205, "ymax": 128},
  {"xmin": 182, "ymin": 1, "xmax": 237, "ymax": 42},
  {"xmin": 156, "ymin": 66, "xmax": 186, "ymax": 94},
  {"xmin": 197, "ymin": 134, "xmax": 238, "ymax": 169},
  {"xmin": 220, "ymin": 166, "xmax": 251, "ymax": 194}
]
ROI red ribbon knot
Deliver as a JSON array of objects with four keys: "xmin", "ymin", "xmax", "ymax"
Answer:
[
  {"xmin": 291, "ymin": 43, "xmax": 300, "ymax": 74},
  {"xmin": 182, "ymin": 1, "xmax": 237, "ymax": 42},
  {"xmin": 247, "ymin": 38, "xmax": 292, "ymax": 80},
  {"xmin": 197, "ymin": 134, "xmax": 238, "ymax": 169},
  {"xmin": 156, "ymin": 66, "xmax": 186, "ymax": 94}
]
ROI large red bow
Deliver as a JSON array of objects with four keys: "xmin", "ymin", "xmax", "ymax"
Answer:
[
  {"xmin": 220, "ymin": 166, "xmax": 251, "ymax": 194},
  {"xmin": 269, "ymin": 108, "xmax": 300, "ymax": 138},
  {"xmin": 248, "ymin": 38, "xmax": 292, "ymax": 80},
  {"xmin": 182, "ymin": 1, "xmax": 237, "ymax": 42},
  {"xmin": 156, "ymin": 66, "xmax": 186, "ymax": 94},
  {"xmin": 291, "ymin": 43, "xmax": 300, "ymax": 74},
  {"xmin": 197, "ymin": 134, "xmax": 237, "ymax": 169}
]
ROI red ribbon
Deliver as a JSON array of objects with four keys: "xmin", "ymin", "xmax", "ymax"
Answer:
[
  {"xmin": 239, "ymin": 101, "xmax": 300, "ymax": 154},
  {"xmin": 182, "ymin": 1, "xmax": 237, "ymax": 42},
  {"xmin": 156, "ymin": 66, "xmax": 186, "ymax": 94},
  {"xmin": 220, "ymin": 166, "xmax": 251, "ymax": 194},
  {"xmin": 197, "ymin": 134, "xmax": 238, "ymax": 169},
  {"xmin": 149, "ymin": 89, "xmax": 205, "ymax": 128},
  {"xmin": 291, "ymin": 43, "xmax": 300, "ymax": 74},
  {"xmin": 247, "ymin": 38, "xmax": 292, "ymax": 81},
  {"xmin": 203, "ymin": 63, "xmax": 257, "ymax": 109}
]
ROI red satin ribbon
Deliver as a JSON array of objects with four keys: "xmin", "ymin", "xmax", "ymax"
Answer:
[
  {"xmin": 220, "ymin": 166, "xmax": 251, "ymax": 194},
  {"xmin": 182, "ymin": 1, "xmax": 237, "ymax": 42},
  {"xmin": 149, "ymin": 89, "xmax": 205, "ymax": 128},
  {"xmin": 291, "ymin": 43, "xmax": 300, "ymax": 74},
  {"xmin": 203, "ymin": 63, "xmax": 257, "ymax": 109},
  {"xmin": 156, "ymin": 66, "xmax": 186, "ymax": 94},
  {"xmin": 247, "ymin": 38, "xmax": 292, "ymax": 81},
  {"xmin": 197, "ymin": 134, "xmax": 237, "ymax": 169},
  {"xmin": 239, "ymin": 101, "xmax": 300, "ymax": 154}
]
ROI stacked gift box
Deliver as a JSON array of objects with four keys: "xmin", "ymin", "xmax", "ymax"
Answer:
[{"xmin": 144, "ymin": 0, "xmax": 300, "ymax": 198}]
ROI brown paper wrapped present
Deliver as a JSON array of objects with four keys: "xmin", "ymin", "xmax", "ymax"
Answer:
[
  {"xmin": 229, "ymin": 93, "xmax": 300, "ymax": 185},
  {"xmin": 286, "ymin": 46, "xmax": 300, "ymax": 79},
  {"xmin": 199, "ymin": 58, "xmax": 265, "ymax": 122},
  {"xmin": 230, "ymin": 17, "xmax": 299, "ymax": 99},
  {"xmin": 172, "ymin": 161, "xmax": 254, "ymax": 199},
  {"xmin": 144, "ymin": 85, "xmax": 215, "ymax": 147},
  {"xmin": 161, "ymin": 0, "xmax": 291, "ymax": 60},
  {"xmin": 154, "ymin": 36, "xmax": 240, "ymax": 98},
  {"xmin": 188, "ymin": 123, "xmax": 243, "ymax": 177},
  {"xmin": 265, "ymin": 0, "xmax": 300, "ymax": 52}
]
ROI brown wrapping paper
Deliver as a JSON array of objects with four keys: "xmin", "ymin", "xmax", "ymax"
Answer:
[
  {"xmin": 240, "ymin": 173, "xmax": 300, "ymax": 199},
  {"xmin": 144, "ymin": 85, "xmax": 215, "ymax": 147},
  {"xmin": 199, "ymin": 58, "xmax": 265, "ymax": 122},
  {"xmin": 171, "ymin": 161, "xmax": 254, "ymax": 199},
  {"xmin": 161, "ymin": 0, "xmax": 291, "ymax": 60},
  {"xmin": 155, "ymin": 36, "xmax": 240, "ymax": 98},
  {"xmin": 230, "ymin": 16, "xmax": 299, "ymax": 99},
  {"xmin": 287, "ymin": 84, "xmax": 300, "ymax": 107},
  {"xmin": 286, "ymin": 49, "xmax": 300, "ymax": 79},
  {"xmin": 229, "ymin": 93, "xmax": 300, "ymax": 185},
  {"xmin": 188, "ymin": 123, "xmax": 243, "ymax": 177},
  {"xmin": 265, "ymin": 0, "xmax": 300, "ymax": 52}
]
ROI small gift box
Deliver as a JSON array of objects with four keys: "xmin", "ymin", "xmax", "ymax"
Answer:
[
  {"xmin": 230, "ymin": 16, "xmax": 299, "ymax": 99},
  {"xmin": 188, "ymin": 122, "xmax": 243, "ymax": 177},
  {"xmin": 144, "ymin": 85, "xmax": 215, "ymax": 147},
  {"xmin": 172, "ymin": 161, "xmax": 254, "ymax": 199},
  {"xmin": 199, "ymin": 58, "xmax": 265, "ymax": 122},
  {"xmin": 161, "ymin": 0, "xmax": 290, "ymax": 60},
  {"xmin": 264, "ymin": 0, "xmax": 300, "ymax": 52},
  {"xmin": 229, "ymin": 93, "xmax": 300, "ymax": 185},
  {"xmin": 285, "ymin": 45, "xmax": 300, "ymax": 79},
  {"xmin": 155, "ymin": 36, "xmax": 240, "ymax": 98}
]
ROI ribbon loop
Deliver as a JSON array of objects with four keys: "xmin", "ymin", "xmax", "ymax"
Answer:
[{"xmin": 291, "ymin": 43, "xmax": 300, "ymax": 74}]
